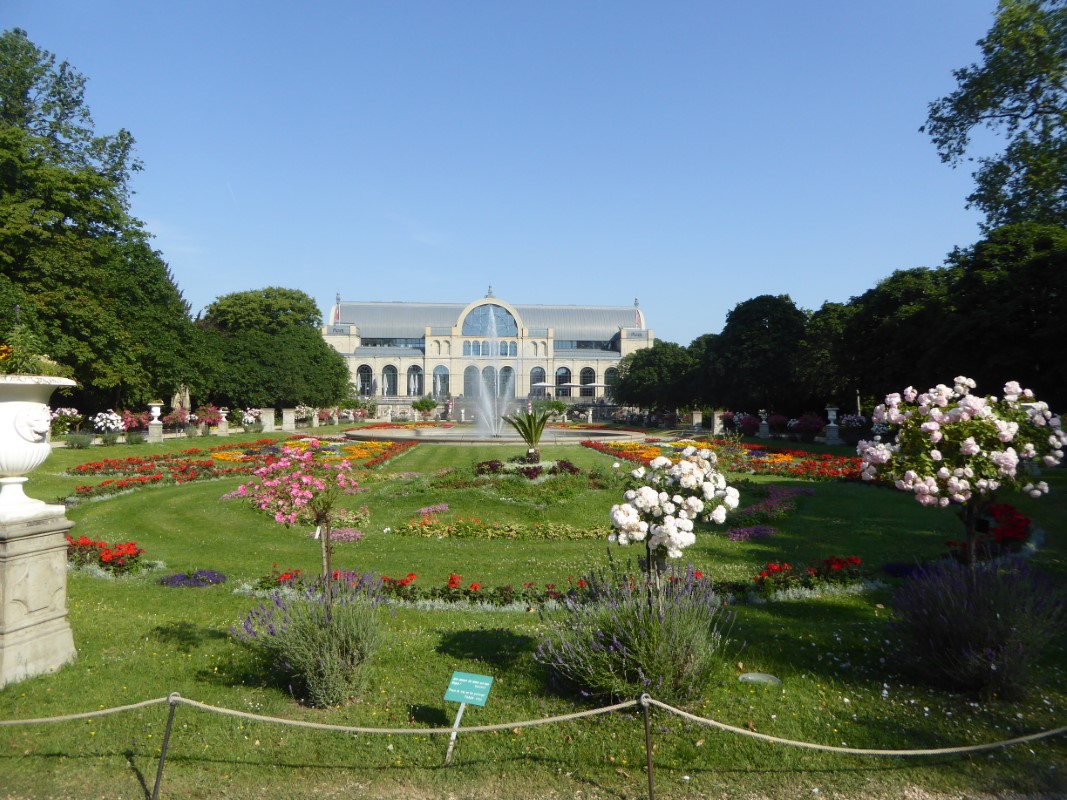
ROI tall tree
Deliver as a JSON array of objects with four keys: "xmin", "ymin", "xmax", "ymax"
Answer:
[
  {"xmin": 612, "ymin": 340, "xmax": 695, "ymax": 412},
  {"xmin": 924, "ymin": 0, "xmax": 1067, "ymax": 228},
  {"xmin": 714, "ymin": 295, "xmax": 807, "ymax": 412},
  {"xmin": 840, "ymin": 267, "xmax": 957, "ymax": 403},
  {"xmin": 937, "ymin": 222, "xmax": 1067, "ymax": 407},
  {"xmin": 0, "ymin": 28, "xmax": 195, "ymax": 407},
  {"xmin": 198, "ymin": 288, "xmax": 350, "ymax": 408}
]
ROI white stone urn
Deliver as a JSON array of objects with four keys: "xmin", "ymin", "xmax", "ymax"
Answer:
[{"xmin": 0, "ymin": 375, "xmax": 77, "ymax": 520}]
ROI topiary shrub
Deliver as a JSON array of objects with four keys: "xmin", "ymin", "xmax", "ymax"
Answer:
[
  {"xmin": 890, "ymin": 558, "xmax": 1066, "ymax": 700},
  {"xmin": 535, "ymin": 560, "xmax": 733, "ymax": 703}
]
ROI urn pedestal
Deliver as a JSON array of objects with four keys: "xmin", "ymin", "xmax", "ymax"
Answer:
[{"xmin": 0, "ymin": 376, "xmax": 79, "ymax": 687}]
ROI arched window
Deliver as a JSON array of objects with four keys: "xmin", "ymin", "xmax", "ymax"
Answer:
[
  {"xmin": 463, "ymin": 341, "xmax": 472, "ymax": 356},
  {"xmin": 382, "ymin": 366, "xmax": 398, "ymax": 396},
  {"xmin": 605, "ymin": 367, "xmax": 619, "ymax": 400},
  {"xmin": 472, "ymin": 341, "xmax": 481, "ymax": 357},
  {"xmin": 357, "ymin": 365, "xmax": 374, "ymax": 396},
  {"xmin": 463, "ymin": 366, "xmax": 480, "ymax": 397},
  {"xmin": 508, "ymin": 341, "xmax": 517, "ymax": 357},
  {"xmin": 499, "ymin": 367, "xmax": 515, "ymax": 398},
  {"xmin": 432, "ymin": 366, "xmax": 450, "ymax": 398},
  {"xmin": 482, "ymin": 340, "xmax": 489, "ymax": 355},
  {"xmin": 530, "ymin": 367, "xmax": 546, "ymax": 397},
  {"xmin": 461, "ymin": 303, "xmax": 519, "ymax": 337},
  {"xmin": 580, "ymin": 367, "xmax": 596, "ymax": 397},
  {"xmin": 556, "ymin": 366, "xmax": 572, "ymax": 398},
  {"xmin": 481, "ymin": 366, "xmax": 498, "ymax": 398},
  {"xmin": 407, "ymin": 366, "xmax": 423, "ymax": 396},
  {"xmin": 499, "ymin": 341, "xmax": 508, "ymax": 357}
]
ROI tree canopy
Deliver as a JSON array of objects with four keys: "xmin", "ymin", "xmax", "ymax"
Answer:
[
  {"xmin": 612, "ymin": 341, "xmax": 695, "ymax": 412},
  {"xmin": 925, "ymin": 0, "xmax": 1067, "ymax": 228},
  {"xmin": 0, "ymin": 28, "xmax": 196, "ymax": 408},
  {"xmin": 197, "ymin": 288, "xmax": 350, "ymax": 408}
]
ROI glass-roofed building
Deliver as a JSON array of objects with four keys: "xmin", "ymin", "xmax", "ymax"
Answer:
[{"xmin": 321, "ymin": 290, "xmax": 653, "ymax": 406}]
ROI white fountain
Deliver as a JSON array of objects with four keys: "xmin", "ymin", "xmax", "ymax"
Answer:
[{"xmin": 473, "ymin": 305, "xmax": 516, "ymax": 437}]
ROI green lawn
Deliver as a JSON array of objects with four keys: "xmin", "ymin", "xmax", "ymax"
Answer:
[{"xmin": 1, "ymin": 431, "xmax": 1064, "ymax": 799}]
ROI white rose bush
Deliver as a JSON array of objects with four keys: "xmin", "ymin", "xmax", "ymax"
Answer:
[
  {"xmin": 609, "ymin": 446, "xmax": 740, "ymax": 577},
  {"xmin": 858, "ymin": 377, "xmax": 1065, "ymax": 565}
]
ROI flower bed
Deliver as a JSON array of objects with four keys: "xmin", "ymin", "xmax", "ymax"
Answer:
[
  {"xmin": 393, "ymin": 512, "xmax": 606, "ymax": 541},
  {"xmin": 65, "ymin": 437, "xmax": 416, "ymax": 500},
  {"xmin": 66, "ymin": 535, "xmax": 145, "ymax": 576}
]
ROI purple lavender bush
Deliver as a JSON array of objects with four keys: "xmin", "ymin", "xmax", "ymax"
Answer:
[
  {"xmin": 890, "ymin": 558, "xmax": 1066, "ymax": 700},
  {"xmin": 232, "ymin": 574, "xmax": 383, "ymax": 707},
  {"xmin": 535, "ymin": 559, "xmax": 733, "ymax": 703}
]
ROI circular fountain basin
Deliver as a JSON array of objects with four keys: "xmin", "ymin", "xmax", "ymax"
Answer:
[{"xmin": 344, "ymin": 424, "xmax": 644, "ymax": 446}]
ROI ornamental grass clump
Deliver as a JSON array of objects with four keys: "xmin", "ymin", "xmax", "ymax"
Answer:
[
  {"xmin": 535, "ymin": 560, "xmax": 732, "ymax": 704},
  {"xmin": 233, "ymin": 575, "xmax": 383, "ymax": 708},
  {"xmin": 890, "ymin": 559, "xmax": 1066, "ymax": 700}
]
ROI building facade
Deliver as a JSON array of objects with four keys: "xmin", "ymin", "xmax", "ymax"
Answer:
[{"xmin": 321, "ymin": 292, "xmax": 653, "ymax": 406}]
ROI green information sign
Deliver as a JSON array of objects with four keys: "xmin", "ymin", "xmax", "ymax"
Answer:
[{"xmin": 444, "ymin": 672, "xmax": 493, "ymax": 707}]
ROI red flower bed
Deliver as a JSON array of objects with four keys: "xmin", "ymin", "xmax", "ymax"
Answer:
[{"xmin": 66, "ymin": 535, "xmax": 145, "ymax": 576}]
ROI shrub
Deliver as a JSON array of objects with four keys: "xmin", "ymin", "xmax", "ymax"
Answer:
[
  {"xmin": 64, "ymin": 433, "xmax": 93, "ymax": 449},
  {"xmin": 535, "ymin": 560, "xmax": 732, "ymax": 703},
  {"xmin": 890, "ymin": 559, "xmax": 1067, "ymax": 700},
  {"xmin": 233, "ymin": 577, "xmax": 383, "ymax": 708}
]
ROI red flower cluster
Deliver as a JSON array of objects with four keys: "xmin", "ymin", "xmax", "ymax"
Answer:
[
  {"xmin": 751, "ymin": 554, "xmax": 863, "ymax": 596},
  {"xmin": 66, "ymin": 535, "xmax": 145, "ymax": 576},
  {"xmin": 946, "ymin": 503, "xmax": 1032, "ymax": 559},
  {"xmin": 383, "ymin": 572, "xmax": 418, "ymax": 588}
]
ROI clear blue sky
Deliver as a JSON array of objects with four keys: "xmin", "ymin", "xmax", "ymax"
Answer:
[{"xmin": 8, "ymin": 1, "xmax": 998, "ymax": 346}]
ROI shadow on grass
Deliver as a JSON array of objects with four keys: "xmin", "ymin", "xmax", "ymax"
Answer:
[
  {"xmin": 436, "ymin": 628, "xmax": 536, "ymax": 669},
  {"xmin": 149, "ymin": 621, "xmax": 228, "ymax": 653}
]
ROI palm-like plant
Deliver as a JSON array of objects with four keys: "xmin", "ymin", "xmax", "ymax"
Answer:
[{"xmin": 502, "ymin": 408, "xmax": 549, "ymax": 463}]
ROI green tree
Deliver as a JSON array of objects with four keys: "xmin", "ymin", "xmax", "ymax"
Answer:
[
  {"xmin": 714, "ymin": 295, "xmax": 807, "ymax": 412},
  {"xmin": 938, "ymin": 222, "xmax": 1067, "ymax": 407},
  {"xmin": 924, "ymin": 0, "xmax": 1067, "ymax": 228},
  {"xmin": 202, "ymin": 286, "xmax": 322, "ymax": 333},
  {"xmin": 839, "ymin": 267, "xmax": 957, "ymax": 402},
  {"xmin": 199, "ymin": 288, "xmax": 350, "ymax": 408},
  {"xmin": 794, "ymin": 301, "xmax": 856, "ymax": 408},
  {"xmin": 0, "ymin": 28, "xmax": 195, "ymax": 407},
  {"xmin": 612, "ymin": 340, "xmax": 695, "ymax": 412}
]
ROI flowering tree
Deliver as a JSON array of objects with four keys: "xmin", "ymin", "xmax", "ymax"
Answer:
[
  {"xmin": 238, "ymin": 441, "xmax": 369, "ymax": 603},
  {"xmin": 609, "ymin": 446, "xmax": 739, "ymax": 579},
  {"xmin": 859, "ymin": 378, "xmax": 1065, "ymax": 565}
]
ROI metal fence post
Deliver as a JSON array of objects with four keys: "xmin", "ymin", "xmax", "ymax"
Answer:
[
  {"xmin": 151, "ymin": 692, "xmax": 181, "ymax": 800},
  {"xmin": 640, "ymin": 694, "xmax": 655, "ymax": 800}
]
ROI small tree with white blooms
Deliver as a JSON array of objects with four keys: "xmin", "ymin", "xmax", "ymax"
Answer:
[{"xmin": 609, "ymin": 446, "xmax": 739, "ymax": 581}]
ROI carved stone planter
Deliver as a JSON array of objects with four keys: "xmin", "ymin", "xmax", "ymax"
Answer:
[
  {"xmin": 0, "ymin": 375, "xmax": 78, "ymax": 687},
  {"xmin": 0, "ymin": 375, "xmax": 76, "ymax": 518}
]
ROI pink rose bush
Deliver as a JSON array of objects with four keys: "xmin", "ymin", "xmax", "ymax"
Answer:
[{"xmin": 858, "ymin": 377, "xmax": 1065, "ymax": 563}]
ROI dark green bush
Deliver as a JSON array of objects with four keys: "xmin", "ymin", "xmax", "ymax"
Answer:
[
  {"xmin": 64, "ymin": 433, "xmax": 93, "ymax": 449},
  {"xmin": 890, "ymin": 559, "xmax": 1066, "ymax": 700}
]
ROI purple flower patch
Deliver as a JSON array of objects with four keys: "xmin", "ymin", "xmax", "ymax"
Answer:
[{"xmin": 726, "ymin": 526, "xmax": 777, "ymax": 542}]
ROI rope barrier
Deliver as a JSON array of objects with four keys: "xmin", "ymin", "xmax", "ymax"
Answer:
[
  {"xmin": 0, "ymin": 696, "xmax": 168, "ymax": 726},
  {"xmin": 645, "ymin": 697, "xmax": 1067, "ymax": 757},
  {"xmin": 171, "ymin": 694, "xmax": 641, "ymax": 734},
  {"xmin": 1, "ymin": 692, "xmax": 1063, "ymax": 755}
]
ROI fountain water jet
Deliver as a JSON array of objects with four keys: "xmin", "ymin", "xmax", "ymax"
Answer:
[{"xmin": 473, "ymin": 307, "xmax": 516, "ymax": 437}]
